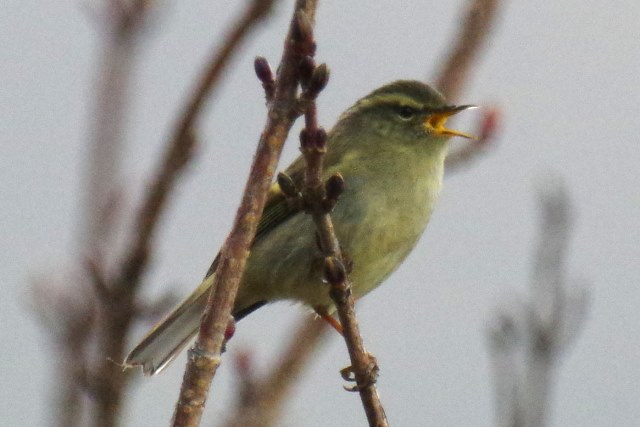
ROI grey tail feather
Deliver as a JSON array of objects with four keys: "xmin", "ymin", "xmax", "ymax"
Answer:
[
  {"xmin": 124, "ymin": 289, "xmax": 208, "ymax": 376},
  {"xmin": 123, "ymin": 284, "xmax": 268, "ymax": 376}
]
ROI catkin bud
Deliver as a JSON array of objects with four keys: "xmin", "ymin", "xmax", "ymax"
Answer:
[
  {"xmin": 325, "ymin": 173, "xmax": 345, "ymax": 201},
  {"xmin": 305, "ymin": 63, "xmax": 330, "ymax": 99},
  {"xmin": 254, "ymin": 56, "xmax": 273, "ymax": 84}
]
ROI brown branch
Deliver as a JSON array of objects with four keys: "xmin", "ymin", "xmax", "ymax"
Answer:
[
  {"xmin": 38, "ymin": 2, "xmax": 155, "ymax": 427},
  {"xmin": 115, "ymin": 0, "xmax": 277, "ymax": 303},
  {"xmin": 171, "ymin": 2, "xmax": 318, "ymax": 426},
  {"xmin": 522, "ymin": 182, "xmax": 586, "ymax": 427},
  {"xmin": 324, "ymin": 259, "xmax": 387, "ymax": 426},
  {"xmin": 434, "ymin": 0, "xmax": 501, "ymax": 102},
  {"xmin": 84, "ymin": 2, "xmax": 277, "ymax": 426},
  {"xmin": 433, "ymin": 0, "xmax": 502, "ymax": 175},
  {"xmin": 81, "ymin": 0, "xmax": 154, "ymax": 259},
  {"xmin": 223, "ymin": 317, "xmax": 328, "ymax": 427},
  {"xmin": 294, "ymin": 39, "xmax": 388, "ymax": 427}
]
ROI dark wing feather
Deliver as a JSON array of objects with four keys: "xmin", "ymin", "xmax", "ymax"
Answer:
[
  {"xmin": 256, "ymin": 156, "xmax": 306, "ymax": 239},
  {"xmin": 204, "ymin": 156, "xmax": 307, "ymax": 279}
]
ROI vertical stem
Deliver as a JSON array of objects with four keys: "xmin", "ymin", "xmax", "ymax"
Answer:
[
  {"xmin": 83, "ymin": 9, "xmax": 144, "ymax": 427},
  {"xmin": 171, "ymin": 2, "xmax": 318, "ymax": 426}
]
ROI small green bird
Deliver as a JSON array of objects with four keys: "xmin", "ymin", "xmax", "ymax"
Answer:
[{"xmin": 125, "ymin": 80, "xmax": 474, "ymax": 375}]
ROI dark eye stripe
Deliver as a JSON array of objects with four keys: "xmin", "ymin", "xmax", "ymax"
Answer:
[{"xmin": 398, "ymin": 106, "xmax": 417, "ymax": 120}]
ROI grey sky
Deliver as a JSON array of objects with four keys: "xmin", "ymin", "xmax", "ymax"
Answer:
[{"xmin": 2, "ymin": 1, "xmax": 640, "ymax": 426}]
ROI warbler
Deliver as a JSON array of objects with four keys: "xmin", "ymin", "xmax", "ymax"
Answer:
[{"xmin": 125, "ymin": 80, "xmax": 474, "ymax": 375}]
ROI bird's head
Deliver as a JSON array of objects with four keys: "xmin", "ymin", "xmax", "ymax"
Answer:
[{"xmin": 336, "ymin": 80, "xmax": 475, "ymax": 151}]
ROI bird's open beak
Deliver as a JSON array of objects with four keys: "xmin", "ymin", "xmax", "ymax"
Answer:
[{"xmin": 424, "ymin": 105, "xmax": 477, "ymax": 139}]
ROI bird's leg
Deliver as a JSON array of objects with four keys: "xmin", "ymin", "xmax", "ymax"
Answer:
[
  {"xmin": 314, "ymin": 306, "xmax": 379, "ymax": 391},
  {"xmin": 339, "ymin": 353, "xmax": 380, "ymax": 392},
  {"xmin": 314, "ymin": 306, "xmax": 343, "ymax": 335}
]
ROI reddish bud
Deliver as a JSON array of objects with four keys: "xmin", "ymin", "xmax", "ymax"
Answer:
[
  {"xmin": 299, "ymin": 128, "xmax": 312, "ymax": 149},
  {"xmin": 254, "ymin": 56, "xmax": 274, "ymax": 84},
  {"xmin": 315, "ymin": 128, "xmax": 327, "ymax": 149},
  {"xmin": 479, "ymin": 108, "xmax": 501, "ymax": 142},
  {"xmin": 305, "ymin": 63, "xmax": 330, "ymax": 99},
  {"xmin": 224, "ymin": 316, "xmax": 237, "ymax": 341},
  {"xmin": 325, "ymin": 173, "xmax": 345, "ymax": 201}
]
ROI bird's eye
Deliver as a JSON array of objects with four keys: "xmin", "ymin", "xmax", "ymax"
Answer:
[{"xmin": 397, "ymin": 106, "xmax": 416, "ymax": 120}]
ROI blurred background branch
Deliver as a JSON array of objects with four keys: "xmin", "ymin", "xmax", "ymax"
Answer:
[
  {"xmin": 436, "ymin": 0, "xmax": 502, "ymax": 172},
  {"xmin": 34, "ymin": 2, "xmax": 155, "ymax": 426},
  {"xmin": 435, "ymin": 0, "xmax": 501, "ymax": 101},
  {"xmin": 81, "ymin": 0, "xmax": 155, "ymax": 255},
  {"xmin": 487, "ymin": 181, "xmax": 589, "ymax": 427},
  {"xmin": 33, "ymin": 0, "xmax": 277, "ymax": 426}
]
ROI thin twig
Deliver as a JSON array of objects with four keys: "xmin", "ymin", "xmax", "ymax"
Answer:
[
  {"xmin": 295, "ymin": 37, "xmax": 388, "ymax": 427},
  {"xmin": 115, "ymin": 0, "xmax": 277, "ymax": 304},
  {"xmin": 81, "ymin": 0, "xmax": 153, "ymax": 255},
  {"xmin": 324, "ymin": 260, "xmax": 388, "ymax": 427},
  {"xmin": 60, "ymin": 2, "xmax": 154, "ymax": 426},
  {"xmin": 487, "ymin": 181, "xmax": 589, "ymax": 427},
  {"xmin": 434, "ymin": 0, "xmax": 502, "ymax": 173},
  {"xmin": 87, "ymin": 2, "xmax": 276, "ymax": 426},
  {"xmin": 522, "ymin": 182, "xmax": 578, "ymax": 427},
  {"xmin": 171, "ymin": 2, "xmax": 318, "ymax": 426},
  {"xmin": 434, "ymin": 0, "xmax": 501, "ymax": 101}
]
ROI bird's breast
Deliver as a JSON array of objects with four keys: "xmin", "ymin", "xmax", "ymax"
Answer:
[{"xmin": 331, "ymin": 163, "xmax": 443, "ymax": 297}]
